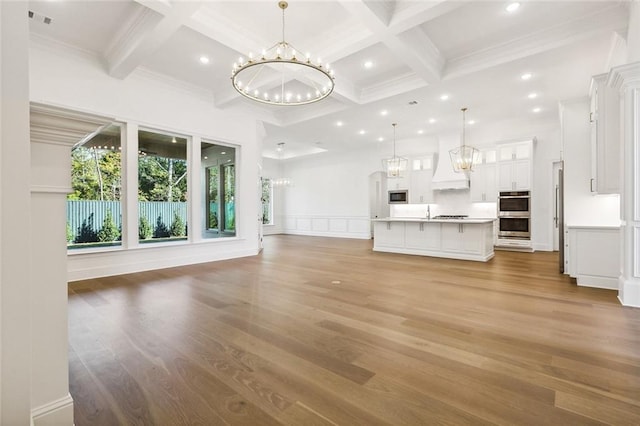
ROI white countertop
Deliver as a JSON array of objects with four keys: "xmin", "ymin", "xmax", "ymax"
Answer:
[{"xmin": 372, "ymin": 217, "xmax": 496, "ymax": 224}]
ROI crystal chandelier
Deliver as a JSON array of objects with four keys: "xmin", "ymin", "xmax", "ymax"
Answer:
[
  {"xmin": 449, "ymin": 107, "xmax": 479, "ymax": 173},
  {"xmin": 231, "ymin": 1, "xmax": 335, "ymax": 106},
  {"xmin": 382, "ymin": 123, "xmax": 408, "ymax": 178}
]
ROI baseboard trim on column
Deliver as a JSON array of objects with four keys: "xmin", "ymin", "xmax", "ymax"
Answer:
[
  {"xmin": 619, "ymin": 276, "xmax": 640, "ymax": 308},
  {"xmin": 31, "ymin": 393, "xmax": 74, "ymax": 425}
]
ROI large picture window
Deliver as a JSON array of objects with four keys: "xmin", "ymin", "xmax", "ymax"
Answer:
[
  {"xmin": 138, "ymin": 130, "xmax": 188, "ymax": 244},
  {"xmin": 202, "ymin": 142, "xmax": 236, "ymax": 238},
  {"xmin": 67, "ymin": 124, "xmax": 122, "ymax": 249}
]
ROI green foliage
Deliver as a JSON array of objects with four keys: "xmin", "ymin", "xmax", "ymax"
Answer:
[
  {"xmin": 170, "ymin": 210, "xmax": 186, "ymax": 237},
  {"xmin": 69, "ymin": 147, "xmax": 121, "ymax": 201},
  {"xmin": 138, "ymin": 156, "xmax": 187, "ymax": 202},
  {"xmin": 66, "ymin": 222, "xmax": 74, "ymax": 243},
  {"xmin": 75, "ymin": 213, "xmax": 98, "ymax": 243},
  {"xmin": 139, "ymin": 216, "xmax": 153, "ymax": 240},
  {"xmin": 97, "ymin": 210, "xmax": 120, "ymax": 242},
  {"xmin": 209, "ymin": 210, "xmax": 218, "ymax": 229},
  {"xmin": 153, "ymin": 216, "xmax": 170, "ymax": 238}
]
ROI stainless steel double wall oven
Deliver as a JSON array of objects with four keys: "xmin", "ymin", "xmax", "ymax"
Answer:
[{"xmin": 498, "ymin": 191, "xmax": 530, "ymax": 240}]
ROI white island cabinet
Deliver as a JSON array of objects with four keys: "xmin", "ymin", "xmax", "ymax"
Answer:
[{"xmin": 373, "ymin": 218, "xmax": 495, "ymax": 262}]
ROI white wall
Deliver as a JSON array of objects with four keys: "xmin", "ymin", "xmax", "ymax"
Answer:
[
  {"xmin": 1, "ymin": 2, "xmax": 33, "ymax": 424},
  {"xmin": 29, "ymin": 39, "xmax": 263, "ymax": 280},
  {"xmin": 560, "ymin": 98, "xmax": 620, "ymax": 226},
  {"xmin": 627, "ymin": 1, "xmax": 640, "ymax": 63}
]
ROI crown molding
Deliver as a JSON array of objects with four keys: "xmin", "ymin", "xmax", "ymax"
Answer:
[
  {"xmin": 360, "ymin": 72, "xmax": 425, "ymax": 104},
  {"xmin": 132, "ymin": 66, "xmax": 215, "ymax": 103},
  {"xmin": 607, "ymin": 61, "xmax": 640, "ymax": 91},
  {"xmin": 30, "ymin": 33, "xmax": 101, "ymax": 64}
]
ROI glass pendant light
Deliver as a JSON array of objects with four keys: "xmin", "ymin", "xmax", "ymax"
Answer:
[
  {"xmin": 449, "ymin": 107, "xmax": 479, "ymax": 173},
  {"xmin": 382, "ymin": 123, "xmax": 408, "ymax": 178}
]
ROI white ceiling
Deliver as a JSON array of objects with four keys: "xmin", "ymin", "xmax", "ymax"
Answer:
[{"xmin": 28, "ymin": 0, "xmax": 630, "ymax": 159}]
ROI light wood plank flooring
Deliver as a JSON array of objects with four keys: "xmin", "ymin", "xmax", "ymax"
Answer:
[{"xmin": 68, "ymin": 235, "xmax": 640, "ymax": 425}]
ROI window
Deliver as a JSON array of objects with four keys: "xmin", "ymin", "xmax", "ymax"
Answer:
[
  {"xmin": 261, "ymin": 178, "xmax": 273, "ymax": 225},
  {"xmin": 67, "ymin": 124, "xmax": 122, "ymax": 249},
  {"xmin": 138, "ymin": 130, "xmax": 188, "ymax": 243},
  {"xmin": 202, "ymin": 142, "xmax": 236, "ymax": 238}
]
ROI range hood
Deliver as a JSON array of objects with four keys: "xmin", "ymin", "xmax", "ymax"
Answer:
[{"xmin": 431, "ymin": 135, "xmax": 470, "ymax": 191}]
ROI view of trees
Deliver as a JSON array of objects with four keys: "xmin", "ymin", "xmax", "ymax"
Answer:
[{"xmin": 68, "ymin": 145, "xmax": 189, "ymax": 246}]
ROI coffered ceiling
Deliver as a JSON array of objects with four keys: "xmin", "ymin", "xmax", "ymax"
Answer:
[{"xmin": 28, "ymin": 1, "xmax": 630, "ymax": 158}]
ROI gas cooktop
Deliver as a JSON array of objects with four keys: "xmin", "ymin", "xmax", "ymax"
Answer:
[{"xmin": 432, "ymin": 215, "xmax": 469, "ymax": 219}]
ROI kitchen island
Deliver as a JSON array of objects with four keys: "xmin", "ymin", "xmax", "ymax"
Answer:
[{"xmin": 372, "ymin": 217, "xmax": 495, "ymax": 262}]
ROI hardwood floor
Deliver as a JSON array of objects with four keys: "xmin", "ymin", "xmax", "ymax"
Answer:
[{"xmin": 68, "ymin": 235, "xmax": 640, "ymax": 425}]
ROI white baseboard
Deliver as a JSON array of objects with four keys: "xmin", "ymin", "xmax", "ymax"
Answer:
[
  {"xmin": 31, "ymin": 393, "xmax": 74, "ymax": 425},
  {"xmin": 576, "ymin": 275, "xmax": 618, "ymax": 290}
]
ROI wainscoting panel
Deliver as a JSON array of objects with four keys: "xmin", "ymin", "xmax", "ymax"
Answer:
[{"xmin": 282, "ymin": 215, "xmax": 371, "ymax": 239}]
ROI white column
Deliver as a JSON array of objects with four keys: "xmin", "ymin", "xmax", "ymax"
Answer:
[
  {"xmin": 1, "ymin": 1, "xmax": 32, "ymax": 424},
  {"xmin": 122, "ymin": 122, "xmax": 139, "ymax": 248},
  {"xmin": 608, "ymin": 62, "xmax": 640, "ymax": 307},
  {"xmin": 29, "ymin": 104, "xmax": 112, "ymax": 424}
]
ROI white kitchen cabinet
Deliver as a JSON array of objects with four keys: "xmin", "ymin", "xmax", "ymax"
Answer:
[
  {"xmin": 409, "ymin": 155, "xmax": 434, "ymax": 204},
  {"xmin": 567, "ymin": 225, "xmax": 620, "ymax": 289},
  {"xmin": 470, "ymin": 164, "xmax": 497, "ymax": 202},
  {"xmin": 409, "ymin": 169, "xmax": 433, "ymax": 204},
  {"xmin": 405, "ymin": 222, "xmax": 440, "ymax": 250},
  {"xmin": 387, "ymin": 174, "xmax": 409, "ymax": 190},
  {"xmin": 373, "ymin": 221, "xmax": 405, "ymax": 247},
  {"xmin": 441, "ymin": 223, "xmax": 483, "ymax": 254},
  {"xmin": 589, "ymin": 73, "xmax": 620, "ymax": 194},
  {"xmin": 497, "ymin": 141, "xmax": 532, "ymax": 191},
  {"xmin": 373, "ymin": 219, "xmax": 494, "ymax": 261}
]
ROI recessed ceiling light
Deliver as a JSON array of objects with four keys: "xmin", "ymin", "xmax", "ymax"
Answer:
[
  {"xmin": 468, "ymin": 120, "xmax": 476, "ymax": 125},
  {"xmin": 377, "ymin": 137, "xmax": 384, "ymax": 142},
  {"xmin": 171, "ymin": 137, "xmax": 177, "ymax": 144},
  {"xmin": 336, "ymin": 121, "xmax": 343, "ymax": 127},
  {"xmin": 532, "ymin": 107, "xmax": 541, "ymax": 113},
  {"xmin": 363, "ymin": 60, "xmax": 373, "ymax": 69},
  {"xmin": 428, "ymin": 118, "xmax": 436, "ymax": 124},
  {"xmin": 203, "ymin": 156, "xmax": 208, "ymax": 160},
  {"xmin": 199, "ymin": 55, "xmax": 210, "ymax": 65},
  {"xmin": 506, "ymin": 2, "xmax": 520, "ymax": 13},
  {"xmin": 359, "ymin": 129, "xmax": 366, "ymax": 135},
  {"xmin": 440, "ymin": 94, "xmax": 449, "ymax": 101},
  {"xmin": 521, "ymin": 72, "xmax": 532, "ymax": 80},
  {"xmin": 417, "ymin": 130, "xmax": 424, "ymax": 134},
  {"xmin": 528, "ymin": 92, "xmax": 538, "ymax": 99},
  {"xmin": 380, "ymin": 110, "xmax": 388, "ymax": 116},
  {"xmin": 221, "ymin": 151, "xmax": 226, "ymax": 155}
]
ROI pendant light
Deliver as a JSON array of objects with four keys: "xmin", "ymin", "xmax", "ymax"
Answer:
[
  {"xmin": 271, "ymin": 142, "xmax": 292, "ymax": 187},
  {"xmin": 382, "ymin": 123, "xmax": 408, "ymax": 178},
  {"xmin": 230, "ymin": 1, "xmax": 335, "ymax": 106},
  {"xmin": 449, "ymin": 107, "xmax": 479, "ymax": 173}
]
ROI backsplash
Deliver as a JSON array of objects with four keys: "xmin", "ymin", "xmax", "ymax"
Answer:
[{"xmin": 391, "ymin": 191, "xmax": 497, "ymax": 218}]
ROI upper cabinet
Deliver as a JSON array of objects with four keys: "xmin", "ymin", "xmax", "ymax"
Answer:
[
  {"xmin": 589, "ymin": 73, "xmax": 620, "ymax": 194},
  {"xmin": 497, "ymin": 141, "xmax": 532, "ymax": 191},
  {"xmin": 409, "ymin": 155, "xmax": 434, "ymax": 204},
  {"xmin": 470, "ymin": 149, "xmax": 497, "ymax": 202}
]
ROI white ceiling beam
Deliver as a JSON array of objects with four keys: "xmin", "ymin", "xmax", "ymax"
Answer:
[
  {"xmin": 105, "ymin": 1, "xmax": 203, "ymax": 79},
  {"xmin": 337, "ymin": 0, "xmax": 445, "ymax": 85},
  {"xmin": 444, "ymin": 5, "xmax": 629, "ymax": 80}
]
